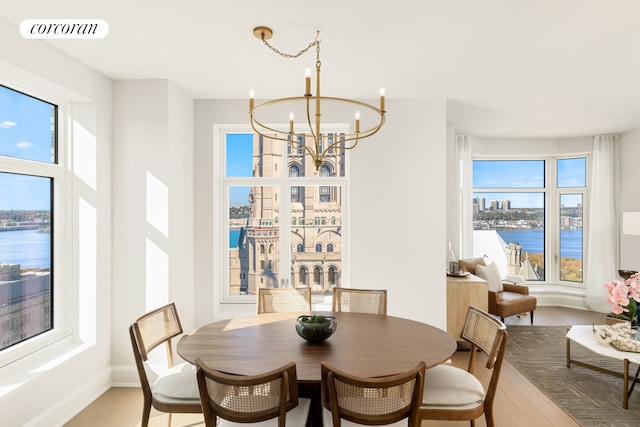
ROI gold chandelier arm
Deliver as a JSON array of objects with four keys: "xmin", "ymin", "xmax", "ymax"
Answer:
[
  {"xmin": 319, "ymin": 115, "xmax": 385, "ymax": 159},
  {"xmin": 250, "ymin": 114, "xmax": 323, "ymax": 166},
  {"xmin": 250, "ymin": 27, "xmax": 385, "ymax": 170},
  {"xmin": 251, "ymin": 95, "xmax": 385, "ymax": 154},
  {"xmin": 305, "ymin": 96, "xmax": 317, "ymax": 142}
]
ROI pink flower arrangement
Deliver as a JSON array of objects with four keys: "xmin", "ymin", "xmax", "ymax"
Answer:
[{"xmin": 605, "ymin": 272, "xmax": 640, "ymax": 321}]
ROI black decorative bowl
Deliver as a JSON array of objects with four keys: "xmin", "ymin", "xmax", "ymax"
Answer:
[{"xmin": 295, "ymin": 315, "xmax": 337, "ymax": 343}]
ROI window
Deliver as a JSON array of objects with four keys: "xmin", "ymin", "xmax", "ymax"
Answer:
[
  {"xmin": 0, "ymin": 84, "xmax": 57, "ymax": 353},
  {"xmin": 328, "ymin": 266, "xmax": 336, "ymax": 285},
  {"xmin": 557, "ymin": 158, "xmax": 586, "ymax": 283},
  {"xmin": 298, "ymin": 267, "xmax": 307, "ymax": 285},
  {"xmin": 472, "ymin": 157, "xmax": 587, "ymax": 285},
  {"xmin": 219, "ymin": 126, "xmax": 348, "ymax": 301},
  {"xmin": 319, "ymin": 165, "xmax": 331, "ymax": 202},
  {"xmin": 290, "ymin": 165, "xmax": 300, "ymax": 203}
]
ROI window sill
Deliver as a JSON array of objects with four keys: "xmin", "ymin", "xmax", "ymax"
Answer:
[{"xmin": 0, "ymin": 335, "xmax": 92, "ymax": 399}]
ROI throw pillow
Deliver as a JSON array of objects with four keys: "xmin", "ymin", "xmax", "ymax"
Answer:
[{"xmin": 476, "ymin": 262, "xmax": 504, "ymax": 292}]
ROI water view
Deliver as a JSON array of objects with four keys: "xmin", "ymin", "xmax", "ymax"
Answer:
[
  {"xmin": 0, "ymin": 229, "xmax": 51, "ymax": 269},
  {"xmin": 230, "ymin": 228, "xmax": 241, "ymax": 248},
  {"xmin": 497, "ymin": 229, "xmax": 582, "ymax": 260}
]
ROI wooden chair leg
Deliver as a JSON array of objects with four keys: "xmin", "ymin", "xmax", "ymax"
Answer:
[
  {"xmin": 485, "ymin": 410, "xmax": 495, "ymax": 427},
  {"xmin": 141, "ymin": 400, "xmax": 151, "ymax": 427},
  {"xmin": 530, "ymin": 310, "xmax": 534, "ymax": 325},
  {"xmin": 167, "ymin": 413, "xmax": 172, "ymax": 427}
]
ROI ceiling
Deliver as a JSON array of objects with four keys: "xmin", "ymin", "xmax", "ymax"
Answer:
[{"xmin": 2, "ymin": 0, "xmax": 640, "ymax": 138}]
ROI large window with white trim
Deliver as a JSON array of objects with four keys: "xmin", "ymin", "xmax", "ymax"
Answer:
[
  {"xmin": 217, "ymin": 126, "xmax": 348, "ymax": 302},
  {"xmin": 472, "ymin": 156, "xmax": 587, "ymax": 285},
  {"xmin": 0, "ymin": 84, "xmax": 57, "ymax": 353}
]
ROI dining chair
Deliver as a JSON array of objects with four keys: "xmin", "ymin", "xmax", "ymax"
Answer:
[
  {"xmin": 321, "ymin": 360, "xmax": 426, "ymax": 427},
  {"xmin": 331, "ymin": 287, "xmax": 388, "ymax": 315},
  {"xmin": 195, "ymin": 358, "xmax": 311, "ymax": 427},
  {"xmin": 419, "ymin": 305, "xmax": 508, "ymax": 427},
  {"xmin": 257, "ymin": 287, "xmax": 312, "ymax": 314},
  {"xmin": 129, "ymin": 302, "xmax": 202, "ymax": 427}
]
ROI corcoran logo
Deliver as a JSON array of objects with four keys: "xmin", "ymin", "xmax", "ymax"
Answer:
[{"xmin": 20, "ymin": 19, "xmax": 109, "ymax": 39}]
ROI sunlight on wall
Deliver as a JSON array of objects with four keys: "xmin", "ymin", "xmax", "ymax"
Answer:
[
  {"xmin": 78, "ymin": 197, "xmax": 97, "ymax": 343},
  {"xmin": 72, "ymin": 119, "xmax": 97, "ymax": 191},
  {"xmin": 145, "ymin": 238, "xmax": 168, "ymax": 312},
  {"xmin": 145, "ymin": 170, "xmax": 170, "ymax": 313},
  {"xmin": 146, "ymin": 171, "xmax": 169, "ymax": 238}
]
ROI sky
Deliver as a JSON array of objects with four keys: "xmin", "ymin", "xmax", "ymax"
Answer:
[
  {"xmin": 226, "ymin": 133, "xmax": 253, "ymax": 206},
  {"xmin": 226, "ymin": 133, "xmax": 253, "ymax": 178},
  {"xmin": 473, "ymin": 158, "xmax": 585, "ymax": 208},
  {"xmin": 0, "ymin": 85, "xmax": 54, "ymax": 210}
]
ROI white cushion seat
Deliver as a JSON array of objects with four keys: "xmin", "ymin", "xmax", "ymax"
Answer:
[
  {"xmin": 218, "ymin": 398, "xmax": 311, "ymax": 427},
  {"xmin": 151, "ymin": 362, "xmax": 200, "ymax": 403},
  {"xmin": 421, "ymin": 365, "xmax": 485, "ymax": 410}
]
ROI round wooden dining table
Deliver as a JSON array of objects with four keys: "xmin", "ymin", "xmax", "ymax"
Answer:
[{"xmin": 178, "ymin": 311, "xmax": 456, "ymax": 425}]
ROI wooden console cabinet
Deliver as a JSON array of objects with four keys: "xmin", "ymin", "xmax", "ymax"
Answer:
[{"xmin": 446, "ymin": 273, "xmax": 488, "ymax": 341}]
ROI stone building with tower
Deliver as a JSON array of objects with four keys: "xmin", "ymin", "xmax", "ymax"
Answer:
[
  {"xmin": 506, "ymin": 242, "xmax": 541, "ymax": 280},
  {"xmin": 229, "ymin": 133, "xmax": 344, "ymax": 295}
]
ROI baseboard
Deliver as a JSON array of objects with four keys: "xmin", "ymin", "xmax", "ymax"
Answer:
[
  {"xmin": 531, "ymin": 286, "xmax": 587, "ymax": 310},
  {"xmin": 26, "ymin": 367, "xmax": 112, "ymax": 427},
  {"xmin": 111, "ymin": 364, "xmax": 141, "ymax": 387}
]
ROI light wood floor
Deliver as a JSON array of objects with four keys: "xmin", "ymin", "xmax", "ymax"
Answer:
[{"xmin": 65, "ymin": 306, "xmax": 603, "ymax": 427}]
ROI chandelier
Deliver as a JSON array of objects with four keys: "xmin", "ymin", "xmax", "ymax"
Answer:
[{"xmin": 249, "ymin": 27, "xmax": 386, "ymax": 170}]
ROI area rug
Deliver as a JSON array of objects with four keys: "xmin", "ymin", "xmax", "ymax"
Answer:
[{"xmin": 505, "ymin": 325, "xmax": 640, "ymax": 427}]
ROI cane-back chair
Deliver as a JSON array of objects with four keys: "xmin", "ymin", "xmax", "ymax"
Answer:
[
  {"xmin": 331, "ymin": 288, "xmax": 388, "ymax": 315},
  {"xmin": 257, "ymin": 287, "xmax": 312, "ymax": 314},
  {"xmin": 419, "ymin": 305, "xmax": 508, "ymax": 427},
  {"xmin": 196, "ymin": 359, "xmax": 311, "ymax": 426},
  {"xmin": 129, "ymin": 302, "xmax": 201, "ymax": 427},
  {"xmin": 321, "ymin": 360, "xmax": 426, "ymax": 427}
]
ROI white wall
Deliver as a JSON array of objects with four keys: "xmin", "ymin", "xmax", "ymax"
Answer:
[
  {"xmin": 193, "ymin": 99, "xmax": 449, "ymax": 328},
  {"xmin": 111, "ymin": 80, "xmax": 195, "ymax": 381},
  {"xmin": 0, "ymin": 17, "xmax": 113, "ymax": 427},
  {"xmin": 620, "ymin": 130, "xmax": 640, "ymax": 271},
  {"xmin": 349, "ymin": 99, "xmax": 448, "ymax": 325}
]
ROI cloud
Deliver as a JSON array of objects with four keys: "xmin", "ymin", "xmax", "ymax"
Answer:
[
  {"xmin": 0, "ymin": 121, "xmax": 16, "ymax": 128},
  {"xmin": 16, "ymin": 141, "xmax": 33, "ymax": 149}
]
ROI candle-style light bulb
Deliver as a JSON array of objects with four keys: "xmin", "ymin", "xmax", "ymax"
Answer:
[
  {"xmin": 289, "ymin": 112, "xmax": 294, "ymax": 134},
  {"xmin": 305, "ymin": 67, "xmax": 311, "ymax": 96},
  {"xmin": 355, "ymin": 111, "xmax": 360, "ymax": 133},
  {"xmin": 249, "ymin": 90, "xmax": 255, "ymax": 112},
  {"xmin": 379, "ymin": 87, "xmax": 385, "ymax": 112}
]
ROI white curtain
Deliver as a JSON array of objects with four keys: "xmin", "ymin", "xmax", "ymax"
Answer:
[
  {"xmin": 585, "ymin": 135, "xmax": 619, "ymax": 313},
  {"xmin": 456, "ymin": 135, "xmax": 473, "ymax": 259}
]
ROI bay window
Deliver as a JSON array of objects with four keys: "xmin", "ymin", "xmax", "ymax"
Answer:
[{"xmin": 472, "ymin": 156, "xmax": 587, "ymax": 286}]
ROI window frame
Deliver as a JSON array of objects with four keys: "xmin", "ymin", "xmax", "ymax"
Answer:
[
  {"xmin": 0, "ymin": 82, "xmax": 70, "ymax": 367},
  {"xmin": 471, "ymin": 154, "xmax": 590, "ymax": 288},
  {"xmin": 552, "ymin": 157, "xmax": 589, "ymax": 286},
  {"xmin": 213, "ymin": 124, "xmax": 350, "ymax": 305}
]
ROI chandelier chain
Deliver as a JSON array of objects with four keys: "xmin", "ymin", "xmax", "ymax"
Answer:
[{"xmin": 261, "ymin": 31, "xmax": 321, "ymax": 67}]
